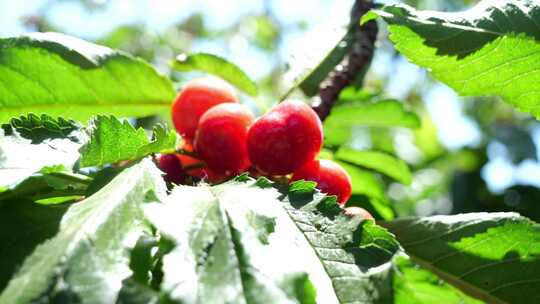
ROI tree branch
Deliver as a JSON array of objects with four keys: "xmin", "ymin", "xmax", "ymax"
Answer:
[{"xmin": 311, "ymin": 0, "xmax": 378, "ymax": 121}]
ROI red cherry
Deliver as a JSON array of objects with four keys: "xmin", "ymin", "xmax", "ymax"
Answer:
[
  {"xmin": 172, "ymin": 77, "xmax": 238, "ymax": 141},
  {"xmin": 156, "ymin": 153, "xmax": 186, "ymax": 184},
  {"xmin": 194, "ymin": 103, "xmax": 254, "ymax": 176},
  {"xmin": 343, "ymin": 207, "xmax": 374, "ymax": 220},
  {"xmin": 247, "ymin": 100, "xmax": 323, "ymax": 175},
  {"xmin": 291, "ymin": 159, "xmax": 352, "ymax": 205}
]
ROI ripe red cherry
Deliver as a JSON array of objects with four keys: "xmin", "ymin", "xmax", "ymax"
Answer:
[
  {"xmin": 156, "ymin": 153, "xmax": 186, "ymax": 184},
  {"xmin": 291, "ymin": 159, "xmax": 352, "ymax": 205},
  {"xmin": 343, "ymin": 207, "xmax": 374, "ymax": 220},
  {"xmin": 247, "ymin": 100, "xmax": 323, "ymax": 175},
  {"xmin": 194, "ymin": 103, "xmax": 254, "ymax": 176},
  {"xmin": 172, "ymin": 77, "xmax": 238, "ymax": 141}
]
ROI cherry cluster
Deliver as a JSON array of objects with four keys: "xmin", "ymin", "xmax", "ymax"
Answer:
[{"xmin": 157, "ymin": 77, "xmax": 365, "ymax": 210}]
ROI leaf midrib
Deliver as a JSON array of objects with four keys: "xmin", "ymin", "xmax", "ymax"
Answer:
[{"xmin": 407, "ymin": 254, "xmax": 507, "ymax": 304}]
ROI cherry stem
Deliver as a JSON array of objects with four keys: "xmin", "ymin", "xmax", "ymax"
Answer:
[{"xmin": 176, "ymin": 148, "xmax": 199, "ymax": 158}]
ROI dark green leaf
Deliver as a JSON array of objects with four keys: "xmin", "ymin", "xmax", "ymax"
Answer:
[
  {"xmin": 0, "ymin": 160, "xmax": 165, "ymax": 303},
  {"xmin": 373, "ymin": 1, "xmax": 540, "ymax": 118},
  {"xmin": 383, "ymin": 212, "xmax": 540, "ymax": 304},
  {"xmin": 172, "ymin": 53, "xmax": 258, "ymax": 96},
  {"xmin": 79, "ymin": 115, "xmax": 178, "ymax": 168},
  {"xmin": 0, "ymin": 32, "xmax": 175, "ymax": 122},
  {"xmin": 0, "ymin": 200, "xmax": 70, "ymax": 291},
  {"xmin": 1, "ymin": 114, "xmax": 80, "ymax": 144}
]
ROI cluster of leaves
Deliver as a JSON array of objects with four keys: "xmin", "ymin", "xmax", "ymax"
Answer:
[{"xmin": 1, "ymin": 0, "xmax": 540, "ymax": 302}]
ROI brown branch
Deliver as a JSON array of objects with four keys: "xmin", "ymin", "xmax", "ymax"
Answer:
[{"xmin": 311, "ymin": 0, "xmax": 378, "ymax": 121}]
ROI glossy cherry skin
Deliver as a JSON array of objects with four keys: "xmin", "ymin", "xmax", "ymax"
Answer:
[
  {"xmin": 247, "ymin": 100, "xmax": 323, "ymax": 175},
  {"xmin": 194, "ymin": 103, "xmax": 254, "ymax": 176},
  {"xmin": 156, "ymin": 153, "xmax": 186, "ymax": 184},
  {"xmin": 343, "ymin": 207, "xmax": 374, "ymax": 220},
  {"xmin": 291, "ymin": 159, "xmax": 352, "ymax": 205},
  {"xmin": 172, "ymin": 77, "xmax": 238, "ymax": 141}
]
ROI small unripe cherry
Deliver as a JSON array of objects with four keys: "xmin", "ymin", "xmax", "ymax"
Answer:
[
  {"xmin": 194, "ymin": 103, "xmax": 254, "ymax": 176},
  {"xmin": 172, "ymin": 77, "xmax": 238, "ymax": 141},
  {"xmin": 156, "ymin": 153, "xmax": 186, "ymax": 184},
  {"xmin": 247, "ymin": 100, "xmax": 323, "ymax": 175},
  {"xmin": 291, "ymin": 159, "xmax": 352, "ymax": 205},
  {"xmin": 343, "ymin": 207, "xmax": 374, "ymax": 220}
]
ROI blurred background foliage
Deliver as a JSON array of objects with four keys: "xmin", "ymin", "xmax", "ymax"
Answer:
[{"xmin": 2, "ymin": 0, "xmax": 540, "ymax": 222}]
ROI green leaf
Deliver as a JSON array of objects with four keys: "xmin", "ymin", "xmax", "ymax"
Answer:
[
  {"xmin": 373, "ymin": 1, "xmax": 540, "ymax": 118},
  {"xmin": 172, "ymin": 53, "xmax": 258, "ymax": 96},
  {"xmin": 0, "ymin": 167, "xmax": 90, "ymax": 203},
  {"xmin": 393, "ymin": 256, "xmax": 482, "ymax": 304},
  {"xmin": 0, "ymin": 200, "xmax": 70, "ymax": 291},
  {"xmin": 383, "ymin": 212, "xmax": 540, "ymax": 304},
  {"xmin": 289, "ymin": 180, "xmax": 317, "ymax": 194},
  {"xmin": 324, "ymin": 99, "xmax": 420, "ymax": 145},
  {"xmin": 297, "ymin": 30, "xmax": 355, "ymax": 97},
  {"xmin": 338, "ymin": 161, "xmax": 385, "ymax": 200},
  {"xmin": 1, "ymin": 113, "xmax": 81, "ymax": 144},
  {"xmin": 336, "ymin": 148, "xmax": 412, "ymax": 184},
  {"xmin": 79, "ymin": 115, "xmax": 177, "ymax": 168},
  {"xmin": 318, "ymin": 152, "xmax": 395, "ymax": 220},
  {"xmin": 145, "ymin": 178, "xmax": 399, "ymax": 303},
  {"xmin": 0, "ymin": 159, "xmax": 165, "ymax": 303},
  {"xmin": 283, "ymin": 28, "xmax": 355, "ymax": 99},
  {"xmin": 0, "ymin": 32, "xmax": 175, "ymax": 122},
  {"xmin": 0, "ymin": 128, "xmax": 82, "ymax": 189}
]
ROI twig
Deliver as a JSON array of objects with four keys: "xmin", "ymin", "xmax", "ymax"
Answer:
[{"xmin": 311, "ymin": 0, "xmax": 378, "ymax": 121}]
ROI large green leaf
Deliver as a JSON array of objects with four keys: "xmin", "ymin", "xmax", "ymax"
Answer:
[
  {"xmin": 0, "ymin": 160, "xmax": 165, "ymax": 303},
  {"xmin": 172, "ymin": 53, "xmax": 258, "ymax": 96},
  {"xmin": 371, "ymin": 1, "xmax": 540, "ymax": 118},
  {"xmin": 324, "ymin": 100, "xmax": 420, "ymax": 145},
  {"xmin": 79, "ymin": 115, "xmax": 177, "ymax": 168},
  {"xmin": 145, "ymin": 178, "xmax": 399, "ymax": 303},
  {"xmin": 0, "ymin": 32, "xmax": 175, "ymax": 122},
  {"xmin": 0, "ymin": 166, "xmax": 90, "ymax": 203},
  {"xmin": 0, "ymin": 127, "xmax": 82, "ymax": 189},
  {"xmin": 383, "ymin": 212, "xmax": 540, "ymax": 304},
  {"xmin": 336, "ymin": 148, "xmax": 412, "ymax": 185},
  {"xmin": 392, "ymin": 256, "xmax": 481, "ymax": 304}
]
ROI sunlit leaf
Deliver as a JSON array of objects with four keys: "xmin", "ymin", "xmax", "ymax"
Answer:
[
  {"xmin": 373, "ymin": 1, "xmax": 540, "ymax": 118},
  {"xmin": 172, "ymin": 53, "xmax": 258, "ymax": 96},
  {"xmin": 145, "ymin": 178, "xmax": 399, "ymax": 303},
  {"xmin": 336, "ymin": 148, "xmax": 412, "ymax": 184},
  {"xmin": 0, "ymin": 160, "xmax": 165, "ymax": 303},
  {"xmin": 79, "ymin": 115, "xmax": 178, "ymax": 168},
  {"xmin": 0, "ymin": 32, "xmax": 175, "ymax": 122},
  {"xmin": 383, "ymin": 212, "xmax": 540, "ymax": 304}
]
